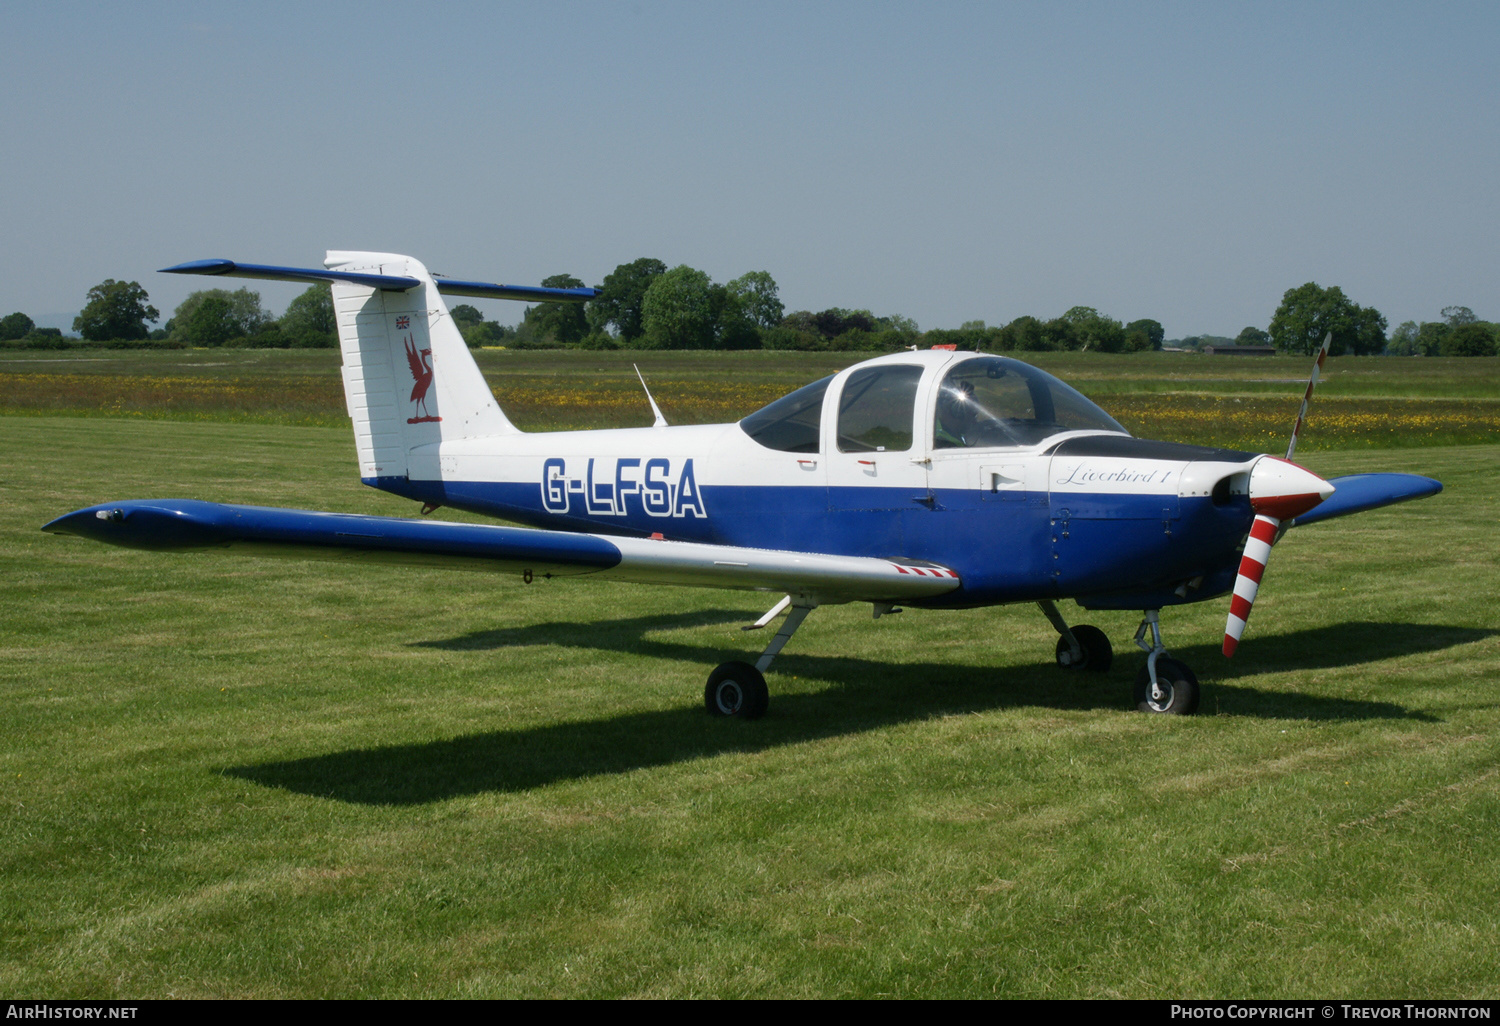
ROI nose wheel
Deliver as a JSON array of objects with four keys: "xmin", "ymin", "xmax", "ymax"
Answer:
[
  {"xmin": 1133, "ymin": 658, "xmax": 1200, "ymax": 714},
  {"xmin": 1133, "ymin": 610, "xmax": 1200, "ymax": 715}
]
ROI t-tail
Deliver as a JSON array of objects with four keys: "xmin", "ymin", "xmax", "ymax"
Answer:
[{"xmin": 161, "ymin": 253, "xmax": 599, "ymax": 484}]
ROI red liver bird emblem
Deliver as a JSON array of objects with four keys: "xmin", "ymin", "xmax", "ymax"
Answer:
[{"xmin": 404, "ymin": 334, "xmax": 441, "ymax": 424}]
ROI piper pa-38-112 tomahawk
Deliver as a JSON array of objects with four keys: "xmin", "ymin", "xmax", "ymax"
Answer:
[{"xmin": 44, "ymin": 252, "xmax": 1443, "ymax": 718}]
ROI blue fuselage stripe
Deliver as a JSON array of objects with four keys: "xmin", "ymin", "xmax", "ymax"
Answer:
[{"xmin": 367, "ymin": 477, "xmax": 1253, "ymax": 607}]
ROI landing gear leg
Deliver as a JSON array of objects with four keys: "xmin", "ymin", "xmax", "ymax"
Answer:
[
  {"xmin": 705, "ymin": 601, "xmax": 816, "ymax": 720},
  {"xmin": 1038, "ymin": 600, "xmax": 1112, "ymax": 672},
  {"xmin": 1132, "ymin": 609, "xmax": 1200, "ymax": 715}
]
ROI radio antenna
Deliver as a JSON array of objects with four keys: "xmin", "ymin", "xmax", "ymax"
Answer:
[{"xmin": 635, "ymin": 364, "xmax": 668, "ymax": 428}]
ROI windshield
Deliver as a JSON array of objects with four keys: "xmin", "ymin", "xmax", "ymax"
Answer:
[{"xmin": 934, "ymin": 356, "xmax": 1127, "ymax": 448}]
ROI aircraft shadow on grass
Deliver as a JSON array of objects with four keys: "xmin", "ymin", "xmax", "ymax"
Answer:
[{"xmin": 225, "ymin": 614, "xmax": 1485, "ymax": 806}]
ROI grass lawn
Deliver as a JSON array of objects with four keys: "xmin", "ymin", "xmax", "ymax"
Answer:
[{"xmin": 1, "ymin": 355, "xmax": 1497, "ymax": 997}]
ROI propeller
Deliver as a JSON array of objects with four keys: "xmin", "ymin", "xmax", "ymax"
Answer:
[{"xmin": 1222, "ymin": 333, "xmax": 1335, "ymax": 657}]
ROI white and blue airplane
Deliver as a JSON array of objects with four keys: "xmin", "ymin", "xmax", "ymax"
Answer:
[{"xmin": 44, "ymin": 252, "xmax": 1443, "ymax": 718}]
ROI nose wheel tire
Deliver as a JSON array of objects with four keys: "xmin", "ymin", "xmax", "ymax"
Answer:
[
  {"xmin": 1134, "ymin": 658, "xmax": 1200, "ymax": 715},
  {"xmin": 705, "ymin": 661, "xmax": 769, "ymax": 720},
  {"xmin": 1055, "ymin": 624, "xmax": 1113, "ymax": 672}
]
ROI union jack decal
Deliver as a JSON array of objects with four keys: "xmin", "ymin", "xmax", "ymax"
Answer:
[{"xmin": 395, "ymin": 315, "xmax": 410, "ymax": 329}]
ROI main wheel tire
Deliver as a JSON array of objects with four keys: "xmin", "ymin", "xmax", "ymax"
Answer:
[
  {"xmin": 705, "ymin": 661, "xmax": 769, "ymax": 720},
  {"xmin": 1055, "ymin": 624, "xmax": 1113, "ymax": 672},
  {"xmin": 1133, "ymin": 657, "xmax": 1200, "ymax": 715}
]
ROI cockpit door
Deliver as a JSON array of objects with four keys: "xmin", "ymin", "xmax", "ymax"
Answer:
[{"xmin": 824, "ymin": 363, "xmax": 932, "ymax": 513}]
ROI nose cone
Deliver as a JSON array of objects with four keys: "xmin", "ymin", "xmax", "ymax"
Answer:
[{"xmin": 1248, "ymin": 456, "xmax": 1334, "ymax": 520}]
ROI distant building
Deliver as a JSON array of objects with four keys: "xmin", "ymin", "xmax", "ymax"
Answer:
[{"xmin": 1202, "ymin": 344, "xmax": 1276, "ymax": 356}]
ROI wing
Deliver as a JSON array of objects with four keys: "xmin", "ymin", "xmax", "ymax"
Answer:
[
  {"xmin": 43, "ymin": 500, "xmax": 962, "ymax": 604},
  {"xmin": 1290, "ymin": 473, "xmax": 1442, "ymax": 527}
]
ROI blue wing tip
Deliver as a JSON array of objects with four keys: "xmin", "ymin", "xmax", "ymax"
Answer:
[{"xmin": 160, "ymin": 259, "xmax": 235, "ymax": 275}]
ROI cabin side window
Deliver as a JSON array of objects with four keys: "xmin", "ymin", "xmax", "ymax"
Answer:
[
  {"xmin": 740, "ymin": 375, "xmax": 833, "ymax": 453},
  {"xmin": 836, "ymin": 365, "xmax": 923, "ymax": 453}
]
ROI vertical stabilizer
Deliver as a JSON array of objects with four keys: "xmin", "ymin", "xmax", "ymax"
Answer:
[{"xmin": 325, "ymin": 251, "xmax": 518, "ymax": 481}]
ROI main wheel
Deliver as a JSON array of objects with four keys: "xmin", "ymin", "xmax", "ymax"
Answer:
[
  {"xmin": 705, "ymin": 661, "xmax": 769, "ymax": 720},
  {"xmin": 1055, "ymin": 624, "xmax": 1113, "ymax": 672},
  {"xmin": 1133, "ymin": 657, "xmax": 1200, "ymax": 715}
]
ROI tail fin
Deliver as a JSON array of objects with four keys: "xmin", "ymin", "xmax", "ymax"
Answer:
[
  {"xmin": 324, "ymin": 251, "xmax": 517, "ymax": 481},
  {"xmin": 160, "ymin": 252, "xmax": 600, "ymax": 482}
]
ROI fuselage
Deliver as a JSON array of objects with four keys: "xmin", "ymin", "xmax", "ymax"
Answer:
[{"xmin": 370, "ymin": 351, "xmax": 1264, "ymax": 610}]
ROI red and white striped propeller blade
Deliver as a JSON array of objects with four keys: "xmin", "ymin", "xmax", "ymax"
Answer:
[
  {"xmin": 1222, "ymin": 457, "xmax": 1333, "ymax": 656},
  {"xmin": 1224, "ymin": 513, "xmax": 1280, "ymax": 657},
  {"xmin": 1286, "ymin": 332, "xmax": 1331, "ymax": 462},
  {"xmin": 1222, "ymin": 329, "xmax": 1337, "ymax": 658}
]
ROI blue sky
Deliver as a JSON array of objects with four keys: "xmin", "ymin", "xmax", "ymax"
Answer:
[{"xmin": 4, "ymin": 1, "xmax": 1497, "ymax": 337}]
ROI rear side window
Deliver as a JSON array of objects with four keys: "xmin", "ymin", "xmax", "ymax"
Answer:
[
  {"xmin": 837, "ymin": 364, "xmax": 923, "ymax": 453},
  {"xmin": 740, "ymin": 375, "xmax": 832, "ymax": 453}
]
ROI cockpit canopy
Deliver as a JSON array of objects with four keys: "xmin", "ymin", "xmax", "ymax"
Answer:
[{"xmin": 740, "ymin": 354, "xmax": 1128, "ymax": 454}]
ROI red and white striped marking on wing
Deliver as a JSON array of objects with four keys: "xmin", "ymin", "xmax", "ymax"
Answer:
[{"xmin": 892, "ymin": 564, "xmax": 961, "ymax": 578}]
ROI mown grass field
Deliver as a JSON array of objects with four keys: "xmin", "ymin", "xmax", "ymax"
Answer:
[{"xmin": 2, "ymin": 351, "xmax": 1497, "ymax": 998}]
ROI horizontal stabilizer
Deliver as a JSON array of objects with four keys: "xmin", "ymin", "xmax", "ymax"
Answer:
[
  {"xmin": 43, "ymin": 501, "xmax": 961, "ymax": 603},
  {"xmin": 1291, "ymin": 473, "xmax": 1442, "ymax": 527},
  {"xmin": 161, "ymin": 259, "xmax": 600, "ymax": 303},
  {"xmin": 161, "ymin": 259, "xmax": 420, "ymax": 292},
  {"xmin": 433, "ymin": 279, "xmax": 600, "ymax": 303}
]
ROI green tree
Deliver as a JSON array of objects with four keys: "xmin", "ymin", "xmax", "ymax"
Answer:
[
  {"xmin": 992, "ymin": 315, "xmax": 1078, "ymax": 351},
  {"xmin": 449, "ymin": 304, "xmax": 485, "ymax": 330},
  {"xmin": 281, "ymin": 285, "xmax": 336, "ymax": 340},
  {"xmin": 1387, "ymin": 320, "xmax": 1421, "ymax": 356},
  {"xmin": 589, "ymin": 258, "xmax": 667, "ymax": 342},
  {"xmin": 640, "ymin": 265, "xmax": 718, "ymax": 349},
  {"xmin": 1441, "ymin": 322, "xmax": 1497, "ymax": 357},
  {"xmin": 0, "ymin": 312, "xmax": 35, "ymax": 340},
  {"xmin": 714, "ymin": 288, "xmax": 761, "ymax": 350},
  {"xmin": 726, "ymin": 271, "xmax": 784, "ymax": 330},
  {"xmin": 1442, "ymin": 306, "xmax": 1477, "ymax": 327},
  {"xmin": 1042, "ymin": 317, "xmax": 1081, "ymax": 351},
  {"xmin": 1416, "ymin": 321, "xmax": 1450, "ymax": 356},
  {"xmin": 181, "ymin": 294, "xmax": 237, "ymax": 346},
  {"xmin": 170, "ymin": 288, "xmax": 269, "ymax": 346},
  {"xmin": 518, "ymin": 274, "xmax": 588, "ymax": 346},
  {"xmin": 1124, "ymin": 319, "xmax": 1164, "ymax": 351},
  {"xmin": 1268, "ymin": 282, "xmax": 1386, "ymax": 356},
  {"xmin": 1062, "ymin": 306, "xmax": 1124, "ymax": 352},
  {"xmin": 761, "ymin": 324, "xmax": 825, "ymax": 351},
  {"xmin": 74, "ymin": 280, "xmax": 158, "ymax": 341},
  {"xmin": 994, "ymin": 315, "xmax": 1045, "ymax": 351},
  {"xmin": 1235, "ymin": 326, "xmax": 1271, "ymax": 346}
]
